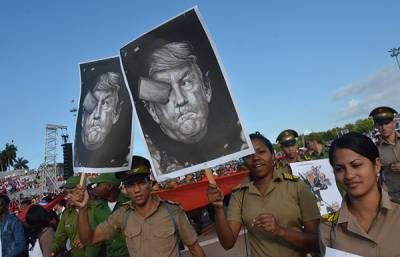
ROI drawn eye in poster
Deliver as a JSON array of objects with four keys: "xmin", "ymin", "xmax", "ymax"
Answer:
[{"xmin": 290, "ymin": 159, "xmax": 342, "ymax": 215}]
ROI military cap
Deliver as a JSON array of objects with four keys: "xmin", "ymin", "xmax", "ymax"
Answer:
[
  {"xmin": 369, "ymin": 106, "xmax": 397, "ymax": 124},
  {"xmin": 276, "ymin": 129, "xmax": 298, "ymax": 147},
  {"xmin": 89, "ymin": 173, "xmax": 120, "ymax": 186},
  {"xmin": 60, "ymin": 176, "xmax": 80, "ymax": 189},
  {"xmin": 117, "ymin": 155, "xmax": 151, "ymax": 185}
]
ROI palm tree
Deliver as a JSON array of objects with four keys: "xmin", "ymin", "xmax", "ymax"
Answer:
[
  {"xmin": 13, "ymin": 157, "xmax": 29, "ymax": 170},
  {"xmin": 0, "ymin": 151, "xmax": 7, "ymax": 171},
  {"xmin": 1, "ymin": 143, "xmax": 18, "ymax": 171}
]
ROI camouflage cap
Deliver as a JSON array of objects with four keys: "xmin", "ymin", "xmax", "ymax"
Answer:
[
  {"xmin": 369, "ymin": 106, "xmax": 397, "ymax": 124},
  {"xmin": 276, "ymin": 129, "xmax": 298, "ymax": 147},
  {"xmin": 89, "ymin": 173, "xmax": 120, "ymax": 186},
  {"xmin": 60, "ymin": 176, "xmax": 80, "ymax": 189}
]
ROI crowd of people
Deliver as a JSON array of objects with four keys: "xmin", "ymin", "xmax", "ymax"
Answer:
[
  {"xmin": 1, "ymin": 106, "xmax": 399, "ymax": 257},
  {"xmin": 0, "ymin": 172, "xmax": 41, "ymax": 194}
]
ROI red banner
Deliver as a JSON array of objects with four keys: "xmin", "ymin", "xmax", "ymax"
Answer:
[
  {"xmin": 18, "ymin": 193, "xmax": 65, "ymax": 223},
  {"xmin": 153, "ymin": 171, "xmax": 249, "ymax": 211}
]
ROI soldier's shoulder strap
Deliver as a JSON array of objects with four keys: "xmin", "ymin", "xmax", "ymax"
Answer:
[
  {"xmin": 390, "ymin": 197, "xmax": 400, "ymax": 204},
  {"xmin": 232, "ymin": 183, "xmax": 249, "ymax": 193},
  {"xmin": 282, "ymin": 173, "xmax": 299, "ymax": 182},
  {"xmin": 162, "ymin": 199, "xmax": 180, "ymax": 206}
]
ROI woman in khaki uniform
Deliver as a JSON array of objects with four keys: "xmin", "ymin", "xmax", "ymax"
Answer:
[
  {"xmin": 319, "ymin": 132, "xmax": 400, "ymax": 257},
  {"xmin": 208, "ymin": 131, "xmax": 321, "ymax": 257}
]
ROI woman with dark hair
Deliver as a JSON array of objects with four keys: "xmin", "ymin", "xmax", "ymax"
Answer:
[
  {"xmin": 207, "ymin": 132, "xmax": 320, "ymax": 257},
  {"xmin": 319, "ymin": 132, "xmax": 400, "ymax": 256},
  {"xmin": 25, "ymin": 205, "xmax": 57, "ymax": 257}
]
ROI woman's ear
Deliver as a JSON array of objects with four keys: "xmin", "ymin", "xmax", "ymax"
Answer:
[{"xmin": 374, "ymin": 157, "xmax": 382, "ymax": 177}]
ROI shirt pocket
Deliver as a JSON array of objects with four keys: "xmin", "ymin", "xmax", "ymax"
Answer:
[
  {"xmin": 151, "ymin": 224, "xmax": 176, "ymax": 255},
  {"xmin": 123, "ymin": 225, "xmax": 142, "ymax": 255}
]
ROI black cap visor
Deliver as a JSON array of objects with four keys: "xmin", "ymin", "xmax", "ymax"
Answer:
[
  {"xmin": 122, "ymin": 174, "xmax": 149, "ymax": 186},
  {"xmin": 281, "ymin": 139, "xmax": 297, "ymax": 147},
  {"xmin": 375, "ymin": 117, "xmax": 393, "ymax": 126}
]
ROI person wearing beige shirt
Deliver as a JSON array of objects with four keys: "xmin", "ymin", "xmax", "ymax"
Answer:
[
  {"xmin": 369, "ymin": 106, "xmax": 400, "ymax": 203},
  {"xmin": 208, "ymin": 131, "xmax": 320, "ymax": 257},
  {"xmin": 319, "ymin": 132, "xmax": 400, "ymax": 257},
  {"xmin": 72, "ymin": 155, "xmax": 206, "ymax": 257},
  {"xmin": 275, "ymin": 129, "xmax": 310, "ymax": 175}
]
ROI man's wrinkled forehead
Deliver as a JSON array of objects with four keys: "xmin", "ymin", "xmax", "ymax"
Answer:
[{"xmin": 151, "ymin": 64, "xmax": 193, "ymax": 83}]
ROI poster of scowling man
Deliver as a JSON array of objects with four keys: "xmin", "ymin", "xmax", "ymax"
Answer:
[
  {"xmin": 120, "ymin": 7, "xmax": 253, "ymax": 181},
  {"xmin": 74, "ymin": 56, "xmax": 134, "ymax": 173}
]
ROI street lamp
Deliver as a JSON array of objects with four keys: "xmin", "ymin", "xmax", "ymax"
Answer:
[{"xmin": 389, "ymin": 47, "xmax": 400, "ymax": 70}]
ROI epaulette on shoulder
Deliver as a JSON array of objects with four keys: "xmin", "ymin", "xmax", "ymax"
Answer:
[
  {"xmin": 163, "ymin": 200, "xmax": 180, "ymax": 206},
  {"xmin": 390, "ymin": 197, "xmax": 400, "ymax": 205},
  {"xmin": 322, "ymin": 211, "xmax": 340, "ymax": 222},
  {"xmin": 232, "ymin": 183, "xmax": 249, "ymax": 193},
  {"xmin": 282, "ymin": 173, "xmax": 299, "ymax": 182},
  {"xmin": 120, "ymin": 200, "xmax": 131, "ymax": 206}
]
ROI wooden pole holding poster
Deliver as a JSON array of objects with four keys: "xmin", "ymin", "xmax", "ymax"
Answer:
[
  {"xmin": 204, "ymin": 168, "xmax": 216, "ymax": 185},
  {"xmin": 79, "ymin": 173, "xmax": 86, "ymax": 187}
]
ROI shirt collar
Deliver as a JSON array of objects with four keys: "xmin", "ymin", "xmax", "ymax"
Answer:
[
  {"xmin": 338, "ymin": 189, "xmax": 393, "ymax": 224},
  {"xmin": 248, "ymin": 171, "xmax": 282, "ymax": 195},
  {"xmin": 128, "ymin": 195, "xmax": 161, "ymax": 213},
  {"xmin": 379, "ymin": 132, "xmax": 400, "ymax": 145}
]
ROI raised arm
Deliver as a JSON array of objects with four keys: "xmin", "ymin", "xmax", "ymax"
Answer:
[
  {"xmin": 70, "ymin": 187, "xmax": 107, "ymax": 246},
  {"xmin": 207, "ymin": 184, "xmax": 242, "ymax": 250}
]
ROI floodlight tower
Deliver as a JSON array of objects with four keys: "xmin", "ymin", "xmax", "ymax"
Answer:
[
  {"xmin": 389, "ymin": 47, "xmax": 400, "ymax": 70},
  {"xmin": 40, "ymin": 124, "xmax": 68, "ymax": 195}
]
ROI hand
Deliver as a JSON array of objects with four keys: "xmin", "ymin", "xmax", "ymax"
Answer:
[
  {"xmin": 207, "ymin": 184, "xmax": 224, "ymax": 209},
  {"xmin": 390, "ymin": 163, "xmax": 400, "ymax": 172},
  {"xmin": 69, "ymin": 186, "xmax": 89, "ymax": 209},
  {"xmin": 73, "ymin": 239, "xmax": 84, "ymax": 249},
  {"xmin": 48, "ymin": 252, "xmax": 55, "ymax": 257},
  {"xmin": 253, "ymin": 213, "xmax": 284, "ymax": 237}
]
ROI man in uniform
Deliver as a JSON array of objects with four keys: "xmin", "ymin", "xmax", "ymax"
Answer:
[
  {"xmin": 307, "ymin": 133, "xmax": 329, "ymax": 160},
  {"xmin": 369, "ymin": 106, "xmax": 400, "ymax": 202},
  {"xmin": 87, "ymin": 173, "xmax": 130, "ymax": 257},
  {"xmin": 73, "ymin": 156, "xmax": 206, "ymax": 257},
  {"xmin": 276, "ymin": 129, "xmax": 310, "ymax": 174},
  {"xmin": 51, "ymin": 176, "xmax": 85, "ymax": 257}
]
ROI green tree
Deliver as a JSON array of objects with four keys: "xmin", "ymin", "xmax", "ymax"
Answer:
[
  {"xmin": 13, "ymin": 157, "xmax": 29, "ymax": 170},
  {"xmin": 0, "ymin": 143, "xmax": 18, "ymax": 171}
]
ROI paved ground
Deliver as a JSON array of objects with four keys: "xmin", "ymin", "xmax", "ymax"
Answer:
[{"xmin": 182, "ymin": 225, "xmax": 248, "ymax": 257}]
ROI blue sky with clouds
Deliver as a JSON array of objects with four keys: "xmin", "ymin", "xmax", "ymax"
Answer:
[{"xmin": 1, "ymin": 0, "xmax": 400, "ymax": 169}]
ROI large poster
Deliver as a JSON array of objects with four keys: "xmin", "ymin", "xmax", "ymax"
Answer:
[
  {"xmin": 290, "ymin": 159, "xmax": 342, "ymax": 215},
  {"xmin": 120, "ymin": 7, "xmax": 253, "ymax": 181},
  {"xmin": 74, "ymin": 56, "xmax": 134, "ymax": 173}
]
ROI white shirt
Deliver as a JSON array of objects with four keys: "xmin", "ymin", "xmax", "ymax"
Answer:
[
  {"xmin": 107, "ymin": 201, "xmax": 117, "ymax": 211},
  {"xmin": 29, "ymin": 242, "xmax": 43, "ymax": 257}
]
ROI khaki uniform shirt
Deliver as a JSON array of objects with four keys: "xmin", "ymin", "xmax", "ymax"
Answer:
[
  {"xmin": 376, "ymin": 132, "xmax": 400, "ymax": 202},
  {"xmin": 319, "ymin": 190, "xmax": 400, "ymax": 257},
  {"xmin": 97, "ymin": 196, "xmax": 197, "ymax": 257},
  {"xmin": 227, "ymin": 171, "xmax": 320, "ymax": 257}
]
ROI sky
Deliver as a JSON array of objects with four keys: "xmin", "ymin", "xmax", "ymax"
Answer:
[{"xmin": 1, "ymin": 0, "xmax": 400, "ymax": 170}]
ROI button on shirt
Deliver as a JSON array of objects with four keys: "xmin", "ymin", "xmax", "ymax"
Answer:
[
  {"xmin": 97, "ymin": 196, "xmax": 197, "ymax": 257},
  {"xmin": 319, "ymin": 190, "xmax": 400, "ymax": 257},
  {"xmin": 227, "ymin": 171, "xmax": 320, "ymax": 257}
]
